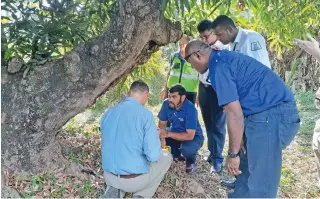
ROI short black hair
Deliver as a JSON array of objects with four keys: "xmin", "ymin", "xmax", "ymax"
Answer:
[
  {"xmin": 130, "ymin": 80, "xmax": 149, "ymax": 93},
  {"xmin": 211, "ymin": 15, "xmax": 236, "ymax": 29},
  {"xmin": 169, "ymin": 84, "xmax": 186, "ymax": 96},
  {"xmin": 197, "ymin": 19, "xmax": 213, "ymax": 33}
]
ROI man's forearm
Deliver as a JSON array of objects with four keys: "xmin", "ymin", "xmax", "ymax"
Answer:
[
  {"xmin": 167, "ymin": 132, "xmax": 193, "ymax": 141},
  {"xmin": 227, "ymin": 113, "xmax": 244, "ymax": 153},
  {"xmin": 158, "ymin": 122, "xmax": 166, "ymax": 130},
  {"xmin": 164, "ymin": 71, "xmax": 170, "ymax": 89}
]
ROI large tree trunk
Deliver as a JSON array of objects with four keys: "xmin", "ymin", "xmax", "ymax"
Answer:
[{"xmin": 1, "ymin": 0, "xmax": 181, "ymax": 175}]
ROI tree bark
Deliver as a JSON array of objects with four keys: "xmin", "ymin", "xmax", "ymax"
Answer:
[
  {"xmin": 1, "ymin": 0, "xmax": 181, "ymax": 175},
  {"xmin": 270, "ymin": 49, "xmax": 320, "ymax": 91}
]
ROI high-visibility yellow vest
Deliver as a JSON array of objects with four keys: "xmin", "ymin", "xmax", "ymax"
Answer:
[{"xmin": 167, "ymin": 53, "xmax": 199, "ymax": 93}]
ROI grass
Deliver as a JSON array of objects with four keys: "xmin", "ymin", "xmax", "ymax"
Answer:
[{"xmin": 295, "ymin": 91, "xmax": 320, "ymax": 152}]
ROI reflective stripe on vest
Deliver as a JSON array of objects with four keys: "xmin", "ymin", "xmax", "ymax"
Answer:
[
  {"xmin": 170, "ymin": 55, "xmax": 198, "ymax": 81},
  {"xmin": 170, "ymin": 70, "xmax": 198, "ymax": 80}
]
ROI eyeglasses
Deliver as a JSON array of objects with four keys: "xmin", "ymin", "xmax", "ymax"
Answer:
[{"xmin": 185, "ymin": 50, "xmax": 200, "ymax": 62}]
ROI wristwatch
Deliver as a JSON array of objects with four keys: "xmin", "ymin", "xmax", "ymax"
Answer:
[{"xmin": 227, "ymin": 151, "xmax": 240, "ymax": 158}]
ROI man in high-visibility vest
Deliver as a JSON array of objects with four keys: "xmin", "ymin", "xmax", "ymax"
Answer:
[{"xmin": 160, "ymin": 35, "xmax": 199, "ymax": 104}]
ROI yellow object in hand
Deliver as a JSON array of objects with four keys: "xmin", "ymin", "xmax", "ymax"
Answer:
[{"xmin": 163, "ymin": 146, "xmax": 171, "ymax": 153}]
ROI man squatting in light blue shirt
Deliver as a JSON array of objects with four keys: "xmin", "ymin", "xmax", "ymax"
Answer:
[{"xmin": 100, "ymin": 80, "xmax": 172, "ymax": 198}]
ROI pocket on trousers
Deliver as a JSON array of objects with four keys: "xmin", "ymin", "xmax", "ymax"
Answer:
[
  {"xmin": 280, "ymin": 113, "xmax": 300, "ymax": 149},
  {"xmin": 248, "ymin": 113, "xmax": 269, "ymax": 123},
  {"xmin": 246, "ymin": 113, "xmax": 269, "ymax": 138}
]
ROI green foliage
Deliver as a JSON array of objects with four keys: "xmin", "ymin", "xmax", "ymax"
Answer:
[
  {"xmin": 64, "ymin": 121, "xmax": 81, "ymax": 136},
  {"xmin": 286, "ymin": 57, "xmax": 299, "ymax": 87},
  {"xmin": 164, "ymin": 0, "xmax": 320, "ymax": 56},
  {"xmin": 88, "ymin": 50, "xmax": 167, "ymax": 117},
  {"xmin": 295, "ymin": 91, "xmax": 320, "ymax": 145},
  {"xmin": 115, "ymin": 51, "xmax": 166, "ymax": 96},
  {"xmin": 280, "ymin": 167, "xmax": 295, "ymax": 186},
  {"xmin": 30, "ymin": 175, "xmax": 42, "ymax": 185},
  {"xmin": 67, "ymin": 151, "xmax": 85, "ymax": 164},
  {"xmin": 82, "ymin": 179, "xmax": 94, "ymax": 193},
  {"xmin": 1, "ymin": 0, "xmax": 116, "ymax": 63},
  {"xmin": 148, "ymin": 72, "xmax": 167, "ymax": 106}
]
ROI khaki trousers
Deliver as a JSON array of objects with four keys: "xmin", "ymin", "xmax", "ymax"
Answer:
[{"xmin": 104, "ymin": 150, "xmax": 172, "ymax": 198}]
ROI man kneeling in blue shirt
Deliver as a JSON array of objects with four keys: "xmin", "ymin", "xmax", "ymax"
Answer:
[
  {"xmin": 185, "ymin": 40, "xmax": 300, "ymax": 198},
  {"xmin": 158, "ymin": 84, "xmax": 204, "ymax": 174},
  {"xmin": 100, "ymin": 80, "xmax": 172, "ymax": 198}
]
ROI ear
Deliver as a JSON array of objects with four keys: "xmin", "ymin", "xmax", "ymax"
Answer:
[
  {"xmin": 227, "ymin": 26, "xmax": 234, "ymax": 34},
  {"xmin": 181, "ymin": 95, "xmax": 186, "ymax": 101},
  {"xmin": 194, "ymin": 52, "xmax": 201, "ymax": 61}
]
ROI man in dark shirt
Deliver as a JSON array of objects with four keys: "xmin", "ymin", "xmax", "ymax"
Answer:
[{"xmin": 184, "ymin": 40, "xmax": 300, "ymax": 198}]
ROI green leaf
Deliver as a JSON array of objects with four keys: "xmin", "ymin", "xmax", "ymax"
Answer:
[
  {"xmin": 185, "ymin": 0, "xmax": 191, "ymax": 11},
  {"xmin": 161, "ymin": 0, "xmax": 169, "ymax": 11},
  {"xmin": 201, "ymin": 0, "xmax": 205, "ymax": 8}
]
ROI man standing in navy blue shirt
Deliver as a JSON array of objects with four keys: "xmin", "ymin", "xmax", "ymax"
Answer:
[
  {"xmin": 158, "ymin": 84, "xmax": 204, "ymax": 174},
  {"xmin": 185, "ymin": 40, "xmax": 300, "ymax": 198}
]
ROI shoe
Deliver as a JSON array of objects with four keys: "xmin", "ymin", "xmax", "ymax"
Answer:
[
  {"xmin": 203, "ymin": 155, "xmax": 212, "ymax": 164},
  {"xmin": 186, "ymin": 163, "xmax": 197, "ymax": 174},
  {"xmin": 210, "ymin": 164, "xmax": 222, "ymax": 173},
  {"xmin": 102, "ymin": 185, "xmax": 121, "ymax": 198},
  {"xmin": 221, "ymin": 179, "xmax": 236, "ymax": 189}
]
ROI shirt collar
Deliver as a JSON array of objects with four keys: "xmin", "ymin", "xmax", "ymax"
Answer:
[
  {"xmin": 125, "ymin": 97, "xmax": 141, "ymax": 105},
  {"xmin": 209, "ymin": 49, "xmax": 217, "ymax": 62},
  {"xmin": 233, "ymin": 27, "xmax": 243, "ymax": 44},
  {"xmin": 170, "ymin": 98, "xmax": 188, "ymax": 111},
  {"xmin": 176, "ymin": 51, "xmax": 185, "ymax": 62},
  {"xmin": 207, "ymin": 49, "xmax": 218, "ymax": 71},
  {"xmin": 178, "ymin": 99, "xmax": 188, "ymax": 111}
]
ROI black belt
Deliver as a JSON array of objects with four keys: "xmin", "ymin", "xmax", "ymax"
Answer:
[{"xmin": 111, "ymin": 173, "xmax": 142, "ymax": 179}]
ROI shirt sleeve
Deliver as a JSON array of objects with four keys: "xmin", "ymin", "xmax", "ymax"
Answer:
[
  {"xmin": 211, "ymin": 63, "xmax": 239, "ymax": 106},
  {"xmin": 158, "ymin": 101, "xmax": 168, "ymax": 121},
  {"xmin": 243, "ymin": 34, "xmax": 272, "ymax": 69},
  {"xmin": 185, "ymin": 106, "xmax": 197, "ymax": 130},
  {"xmin": 143, "ymin": 111, "xmax": 161, "ymax": 163},
  {"xmin": 100, "ymin": 108, "xmax": 112, "ymax": 133}
]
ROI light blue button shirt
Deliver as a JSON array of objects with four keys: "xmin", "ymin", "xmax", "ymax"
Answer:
[
  {"xmin": 230, "ymin": 28, "xmax": 272, "ymax": 68},
  {"xmin": 100, "ymin": 97, "xmax": 161, "ymax": 175}
]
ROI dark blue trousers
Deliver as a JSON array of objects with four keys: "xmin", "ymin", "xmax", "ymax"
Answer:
[
  {"xmin": 166, "ymin": 135, "xmax": 203, "ymax": 165},
  {"xmin": 229, "ymin": 101, "xmax": 300, "ymax": 198},
  {"xmin": 198, "ymin": 82, "xmax": 226, "ymax": 168}
]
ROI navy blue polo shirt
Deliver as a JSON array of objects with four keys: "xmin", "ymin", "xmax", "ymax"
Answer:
[
  {"xmin": 208, "ymin": 50, "xmax": 294, "ymax": 116},
  {"xmin": 158, "ymin": 99, "xmax": 203, "ymax": 138}
]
